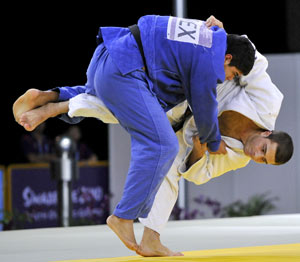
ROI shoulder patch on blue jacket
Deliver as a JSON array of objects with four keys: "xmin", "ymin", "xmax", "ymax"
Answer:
[{"xmin": 167, "ymin": 16, "xmax": 212, "ymax": 47}]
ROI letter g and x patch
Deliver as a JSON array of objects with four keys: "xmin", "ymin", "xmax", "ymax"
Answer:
[{"xmin": 167, "ymin": 16, "xmax": 212, "ymax": 48}]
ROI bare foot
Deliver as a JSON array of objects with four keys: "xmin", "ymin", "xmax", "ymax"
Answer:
[
  {"xmin": 136, "ymin": 227, "xmax": 183, "ymax": 257},
  {"xmin": 106, "ymin": 215, "xmax": 138, "ymax": 252},
  {"xmin": 19, "ymin": 106, "xmax": 51, "ymax": 131},
  {"xmin": 19, "ymin": 101, "xmax": 68, "ymax": 131},
  {"xmin": 13, "ymin": 89, "xmax": 59, "ymax": 123}
]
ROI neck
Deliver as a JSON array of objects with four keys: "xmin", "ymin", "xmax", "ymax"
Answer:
[
  {"xmin": 218, "ymin": 111, "xmax": 262, "ymax": 143},
  {"xmin": 240, "ymin": 128, "xmax": 260, "ymax": 145}
]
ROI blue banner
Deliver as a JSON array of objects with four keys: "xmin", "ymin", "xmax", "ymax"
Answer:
[{"xmin": 7, "ymin": 162, "xmax": 109, "ymax": 229}]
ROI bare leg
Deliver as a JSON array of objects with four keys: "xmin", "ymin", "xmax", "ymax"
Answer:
[
  {"xmin": 106, "ymin": 215, "xmax": 138, "ymax": 252},
  {"xmin": 19, "ymin": 101, "xmax": 69, "ymax": 131},
  {"xmin": 136, "ymin": 226, "xmax": 183, "ymax": 257},
  {"xmin": 13, "ymin": 89, "xmax": 59, "ymax": 123}
]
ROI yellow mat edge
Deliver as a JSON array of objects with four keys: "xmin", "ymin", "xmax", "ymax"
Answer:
[{"xmin": 50, "ymin": 243, "xmax": 300, "ymax": 262}]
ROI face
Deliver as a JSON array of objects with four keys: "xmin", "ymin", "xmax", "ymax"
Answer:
[
  {"xmin": 243, "ymin": 131, "xmax": 278, "ymax": 165},
  {"xmin": 224, "ymin": 54, "xmax": 242, "ymax": 81}
]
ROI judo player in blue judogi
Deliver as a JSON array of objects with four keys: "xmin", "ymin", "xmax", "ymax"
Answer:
[{"xmin": 13, "ymin": 15, "xmax": 255, "ymax": 252}]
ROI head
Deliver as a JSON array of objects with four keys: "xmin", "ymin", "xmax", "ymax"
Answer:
[
  {"xmin": 224, "ymin": 34, "xmax": 256, "ymax": 80},
  {"xmin": 243, "ymin": 130, "xmax": 293, "ymax": 165}
]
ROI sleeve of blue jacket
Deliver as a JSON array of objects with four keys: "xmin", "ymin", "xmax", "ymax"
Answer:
[
  {"xmin": 185, "ymin": 26, "xmax": 226, "ymax": 152},
  {"xmin": 187, "ymin": 58, "xmax": 221, "ymax": 152},
  {"xmin": 53, "ymin": 85, "xmax": 86, "ymax": 124}
]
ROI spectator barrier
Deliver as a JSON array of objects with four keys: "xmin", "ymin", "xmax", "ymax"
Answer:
[{"xmin": 3, "ymin": 161, "xmax": 109, "ymax": 230}]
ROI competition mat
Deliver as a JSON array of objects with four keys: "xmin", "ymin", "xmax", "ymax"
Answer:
[{"xmin": 53, "ymin": 243, "xmax": 300, "ymax": 262}]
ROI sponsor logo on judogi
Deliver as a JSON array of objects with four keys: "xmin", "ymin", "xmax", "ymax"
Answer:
[{"xmin": 167, "ymin": 16, "xmax": 212, "ymax": 48}]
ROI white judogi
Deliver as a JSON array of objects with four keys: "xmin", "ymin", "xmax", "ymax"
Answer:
[{"xmin": 68, "ymin": 50, "xmax": 283, "ymax": 233}]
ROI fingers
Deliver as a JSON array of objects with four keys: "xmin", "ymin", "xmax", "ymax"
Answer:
[
  {"xmin": 192, "ymin": 136, "xmax": 208, "ymax": 152},
  {"xmin": 205, "ymin": 15, "xmax": 224, "ymax": 29},
  {"xmin": 218, "ymin": 147, "xmax": 227, "ymax": 154},
  {"xmin": 221, "ymin": 140, "xmax": 228, "ymax": 154},
  {"xmin": 193, "ymin": 136, "xmax": 227, "ymax": 154},
  {"xmin": 208, "ymin": 140, "xmax": 227, "ymax": 155},
  {"xmin": 205, "ymin": 15, "xmax": 215, "ymax": 27},
  {"xmin": 192, "ymin": 135, "xmax": 200, "ymax": 144}
]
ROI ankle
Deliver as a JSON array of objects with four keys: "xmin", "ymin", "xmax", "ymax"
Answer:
[
  {"xmin": 141, "ymin": 227, "xmax": 161, "ymax": 244},
  {"xmin": 115, "ymin": 216, "xmax": 133, "ymax": 224},
  {"xmin": 40, "ymin": 90, "xmax": 59, "ymax": 104},
  {"xmin": 47, "ymin": 90, "xmax": 59, "ymax": 102}
]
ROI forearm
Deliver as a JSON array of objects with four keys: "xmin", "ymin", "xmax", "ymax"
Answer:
[
  {"xmin": 187, "ymin": 147, "xmax": 205, "ymax": 169},
  {"xmin": 188, "ymin": 75, "xmax": 221, "ymax": 152},
  {"xmin": 186, "ymin": 136, "xmax": 207, "ymax": 169}
]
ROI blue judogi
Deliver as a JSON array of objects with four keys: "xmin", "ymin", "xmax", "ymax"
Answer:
[{"xmin": 57, "ymin": 15, "xmax": 226, "ymax": 219}]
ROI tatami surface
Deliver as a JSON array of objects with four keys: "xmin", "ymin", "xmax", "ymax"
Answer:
[{"xmin": 0, "ymin": 214, "xmax": 299, "ymax": 262}]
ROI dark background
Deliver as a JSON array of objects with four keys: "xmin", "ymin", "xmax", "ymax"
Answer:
[{"xmin": 2, "ymin": 0, "xmax": 300, "ymax": 165}]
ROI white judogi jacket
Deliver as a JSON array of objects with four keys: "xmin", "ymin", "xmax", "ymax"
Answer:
[{"xmin": 68, "ymin": 51, "xmax": 283, "ymax": 233}]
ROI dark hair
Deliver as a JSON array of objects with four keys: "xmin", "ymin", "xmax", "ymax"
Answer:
[
  {"xmin": 226, "ymin": 34, "xmax": 256, "ymax": 76},
  {"xmin": 268, "ymin": 131, "xmax": 294, "ymax": 165}
]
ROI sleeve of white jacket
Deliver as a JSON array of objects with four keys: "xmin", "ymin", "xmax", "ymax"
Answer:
[
  {"xmin": 178, "ymin": 138, "xmax": 251, "ymax": 185},
  {"xmin": 178, "ymin": 117, "xmax": 250, "ymax": 185}
]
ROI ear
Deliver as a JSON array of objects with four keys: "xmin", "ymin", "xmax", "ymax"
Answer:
[
  {"xmin": 261, "ymin": 130, "xmax": 272, "ymax": 137},
  {"xmin": 224, "ymin": 54, "xmax": 232, "ymax": 65}
]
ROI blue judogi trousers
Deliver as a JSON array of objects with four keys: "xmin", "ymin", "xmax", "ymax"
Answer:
[{"xmin": 59, "ymin": 43, "xmax": 179, "ymax": 219}]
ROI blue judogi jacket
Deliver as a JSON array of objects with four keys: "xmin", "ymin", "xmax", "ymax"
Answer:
[
  {"xmin": 100, "ymin": 15, "xmax": 226, "ymax": 151},
  {"xmin": 58, "ymin": 15, "xmax": 226, "ymax": 151}
]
